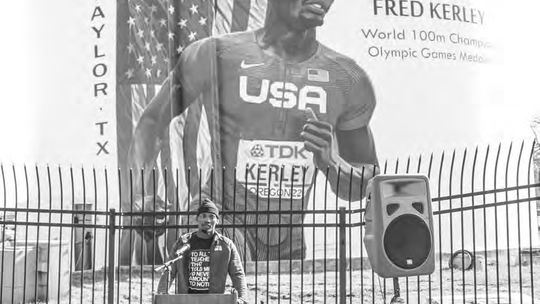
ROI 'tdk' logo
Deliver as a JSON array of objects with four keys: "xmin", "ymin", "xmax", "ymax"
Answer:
[
  {"xmin": 248, "ymin": 143, "xmax": 309, "ymax": 160},
  {"xmin": 250, "ymin": 144, "xmax": 265, "ymax": 158}
]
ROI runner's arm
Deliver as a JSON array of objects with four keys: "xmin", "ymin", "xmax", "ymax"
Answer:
[
  {"xmin": 302, "ymin": 122, "xmax": 379, "ymax": 201},
  {"xmin": 334, "ymin": 125, "xmax": 379, "ymax": 200},
  {"xmin": 126, "ymin": 79, "xmax": 173, "ymax": 204},
  {"xmin": 126, "ymin": 38, "xmax": 212, "ymax": 207},
  {"xmin": 302, "ymin": 63, "xmax": 379, "ymax": 201}
]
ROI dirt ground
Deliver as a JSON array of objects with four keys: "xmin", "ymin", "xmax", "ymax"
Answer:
[{"xmin": 59, "ymin": 257, "xmax": 540, "ymax": 304}]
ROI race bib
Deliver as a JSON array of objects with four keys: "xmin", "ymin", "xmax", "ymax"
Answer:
[{"xmin": 236, "ymin": 140, "xmax": 316, "ymax": 199}]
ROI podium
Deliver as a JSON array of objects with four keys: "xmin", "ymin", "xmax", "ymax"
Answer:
[{"xmin": 153, "ymin": 293, "xmax": 238, "ymax": 304}]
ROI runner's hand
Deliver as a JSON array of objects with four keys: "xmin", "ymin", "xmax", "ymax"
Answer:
[
  {"xmin": 132, "ymin": 195, "xmax": 171, "ymax": 240},
  {"xmin": 301, "ymin": 119, "xmax": 339, "ymax": 170}
]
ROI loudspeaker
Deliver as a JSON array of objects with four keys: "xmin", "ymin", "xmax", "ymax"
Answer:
[{"xmin": 363, "ymin": 175, "xmax": 435, "ymax": 278}]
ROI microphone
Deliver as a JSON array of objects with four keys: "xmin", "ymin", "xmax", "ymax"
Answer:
[
  {"xmin": 154, "ymin": 244, "xmax": 191, "ymax": 272},
  {"xmin": 175, "ymin": 244, "xmax": 191, "ymax": 257}
]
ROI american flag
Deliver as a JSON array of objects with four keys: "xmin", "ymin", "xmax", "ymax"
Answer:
[{"xmin": 116, "ymin": 0, "xmax": 266, "ymax": 263}]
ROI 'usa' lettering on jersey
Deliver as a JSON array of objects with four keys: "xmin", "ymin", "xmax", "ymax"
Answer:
[
  {"xmin": 239, "ymin": 76, "xmax": 328, "ymax": 114},
  {"xmin": 176, "ymin": 30, "xmax": 375, "ymax": 202}
]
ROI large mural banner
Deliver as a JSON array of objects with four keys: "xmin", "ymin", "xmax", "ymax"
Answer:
[{"xmin": 114, "ymin": 0, "xmax": 537, "ymax": 263}]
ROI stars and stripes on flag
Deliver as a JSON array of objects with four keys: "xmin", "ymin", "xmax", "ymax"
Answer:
[
  {"xmin": 116, "ymin": 0, "xmax": 267, "ymax": 213},
  {"xmin": 120, "ymin": 0, "xmax": 227, "ymax": 85}
]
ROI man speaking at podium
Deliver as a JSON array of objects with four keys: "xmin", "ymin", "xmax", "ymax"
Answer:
[{"xmin": 157, "ymin": 198, "xmax": 247, "ymax": 303}]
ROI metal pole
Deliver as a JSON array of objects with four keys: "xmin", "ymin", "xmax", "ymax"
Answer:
[
  {"xmin": 393, "ymin": 277, "xmax": 400, "ymax": 298},
  {"xmin": 390, "ymin": 277, "xmax": 405, "ymax": 303},
  {"xmin": 339, "ymin": 207, "xmax": 347, "ymax": 304},
  {"xmin": 108, "ymin": 209, "xmax": 116, "ymax": 304}
]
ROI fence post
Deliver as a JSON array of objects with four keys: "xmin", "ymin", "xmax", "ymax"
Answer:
[
  {"xmin": 108, "ymin": 208, "xmax": 116, "ymax": 304},
  {"xmin": 339, "ymin": 207, "xmax": 347, "ymax": 304}
]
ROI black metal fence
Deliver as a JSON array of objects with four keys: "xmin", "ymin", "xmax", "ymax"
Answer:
[{"xmin": 1, "ymin": 141, "xmax": 540, "ymax": 303}]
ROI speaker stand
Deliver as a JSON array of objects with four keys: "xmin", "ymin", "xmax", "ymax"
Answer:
[{"xmin": 389, "ymin": 277, "xmax": 405, "ymax": 304}]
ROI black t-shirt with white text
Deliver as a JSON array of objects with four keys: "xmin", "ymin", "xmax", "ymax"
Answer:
[{"xmin": 187, "ymin": 234, "xmax": 213, "ymax": 293}]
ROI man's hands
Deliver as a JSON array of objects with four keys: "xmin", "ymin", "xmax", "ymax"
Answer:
[
  {"xmin": 300, "ymin": 119, "xmax": 339, "ymax": 170},
  {"xmin": 230, "ymin": 288, "xmax": 247, "ymax": 304},
  {"xmin": 132, "ymin": 195, "xmax": 172, "ymax": 241}
]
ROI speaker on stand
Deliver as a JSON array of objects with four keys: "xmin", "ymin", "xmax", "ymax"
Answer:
[{"xmin": 363, "ymin": 175, "xmax": 435, "ymax": 303}]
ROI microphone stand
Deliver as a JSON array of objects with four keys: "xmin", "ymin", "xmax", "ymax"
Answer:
[
  {"xmin": 154, "ymin": 253, "xmax": 185, "ymax": 272},
  {"xmin": 389, "ymin": 277, "xmax": 404, "ymax": 304}
]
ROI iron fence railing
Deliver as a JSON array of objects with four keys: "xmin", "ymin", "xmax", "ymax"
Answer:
[{"xmin": 1, "ymin": 141, "xmax": 539, "ymax": 303}]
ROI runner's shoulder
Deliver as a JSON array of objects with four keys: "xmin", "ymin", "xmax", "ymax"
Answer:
[
  {"xmin": 183, "ymin": 31, "xmax": 257, "ymax": 59},
  {"xmin": 318, "ymin": 43, "xmax": 370, "ymax": 83},
  {"xmin": 216, "ymin": 31, "xmax": 257, "ymax": 49}
]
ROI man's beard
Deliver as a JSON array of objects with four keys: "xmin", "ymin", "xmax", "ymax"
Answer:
[{"xmin": 201, "ymin": 228, "xmax": 214, "ymax": 235}]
